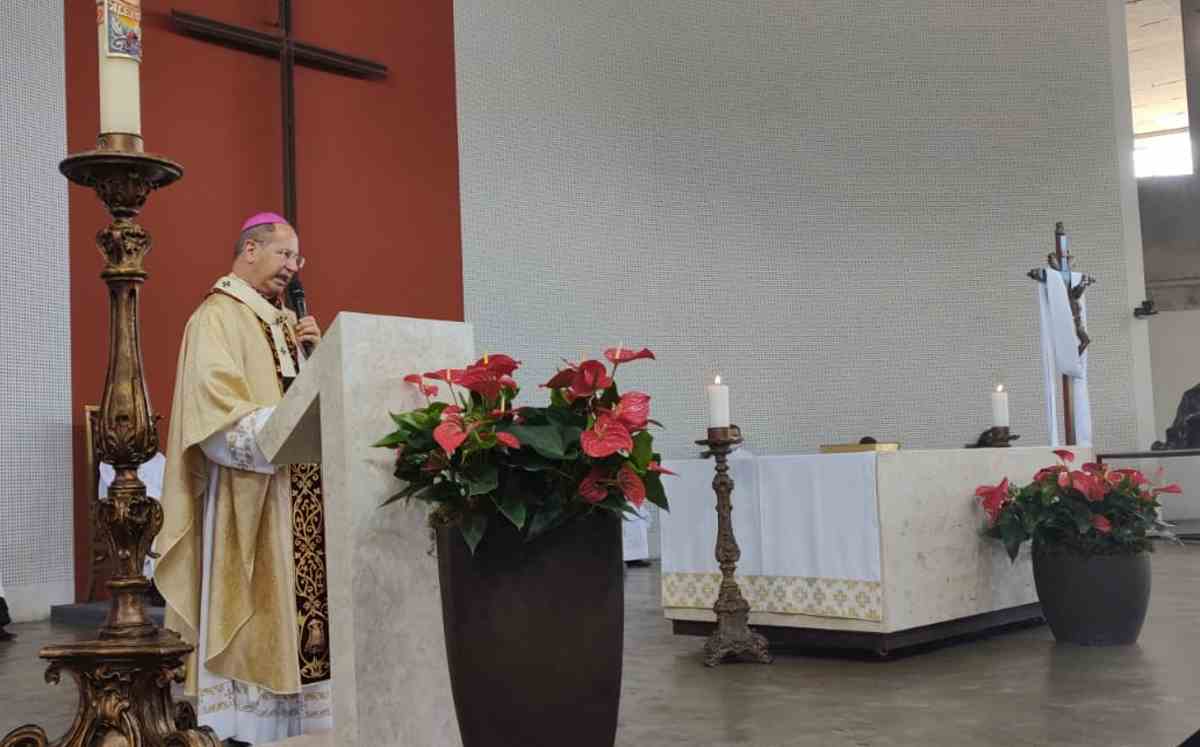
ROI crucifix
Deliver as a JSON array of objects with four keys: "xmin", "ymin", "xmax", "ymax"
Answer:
[
  {"xmin": 171, "ymin": 2, "xmax": 388, "ymax": 230},
  {"xmin": 1029, "ymin": 222, "xmax": 1096, "ymax": 446}
]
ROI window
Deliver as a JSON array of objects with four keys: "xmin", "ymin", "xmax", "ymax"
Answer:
[{"xmin": 1134, "ymin": 130, "xmax": 1192, "ymax": 178}]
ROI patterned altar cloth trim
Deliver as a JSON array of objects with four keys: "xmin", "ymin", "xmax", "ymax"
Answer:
[{"xmin": 661, "ymin": 572, "xmax": 883, "ymax": 622}]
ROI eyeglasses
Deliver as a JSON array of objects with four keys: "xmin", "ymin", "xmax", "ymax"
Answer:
[{"xmin": 274, "ymin": 248, "xmax": 306, "ymax": 270}]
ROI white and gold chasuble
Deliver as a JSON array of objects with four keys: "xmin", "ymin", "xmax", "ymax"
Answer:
[{"xmin": 157, "ymin": 274, "xmax": 331, "ymax": 743}]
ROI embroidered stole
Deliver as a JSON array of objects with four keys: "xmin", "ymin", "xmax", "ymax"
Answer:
[{"xmin": 211, "ymin": 275, "xmax": 332, "ymax": 685}]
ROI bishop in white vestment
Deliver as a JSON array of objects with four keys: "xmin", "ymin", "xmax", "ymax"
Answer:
[{"xmin": 156, "ymin": 213, "xmax": 331, "ymax": 744}]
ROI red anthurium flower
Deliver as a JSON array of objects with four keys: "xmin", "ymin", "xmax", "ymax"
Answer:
[
  {"xmin": 1113, "ymin": 468, "xmax": 1148, "ymax": 487},
  {"xmin": 1070, "ymin": 471, "xmax": 1107, "ymax": 502},
  {"xmin": 458, "ymin": 366, "xmax": 504, "ymax": 400},
  {"xmin": 1091, "ymin": 515, "xmax": 1112, "ymax": 534},
  {"xmin": 473, "ymin": 353, "xmax": 521, "ymax": 376},
  {"xmin": 578, "ymin": 467, "xmax": 608, "ymax": 503},
  {"xmin": 499, "ymin": 375, "xmax": 518, "ymax": 391},
  {"xmin": 433, "ymin": 409, "xmax": 470, "ymax": 455},
  {"xmin": 975, "ymin": 478, "xmax": 1011, "ymax": 524},
  {"xmin": 1033, "ymin": 464, "xmax": 1066, "ymax": 482},
  {"xmin": 1154, "ymin": 483, "xmax": 1183, "ymax": 497},
  {"xmin": 613, "ymin": 391, "xmax": 651, "ymax": 430},
  {"xmin": 617, "ymin": 464, "xmax": 646, "ymax": 508},
  {"xmin": 541, "ymin": 367, "xmax": 577, "ymax": 389},
  {"xmin": 434, "ymin": 420, "xmax": 468, "ymax": 456},
  {"xmin": 403, "ymin": 373, "xmax": 439, "ymax": 398},
  {"xmin": 581, "ymin": 412, "xmax": 634, "ymax": 457},
  {"xmin": 424, "ymin": 368, "xmax": 462, "ymax": 384},
  {"xmin": 569, "ymin": 360, "xmax": 613, "ymax": 398},
  {"xmin": 1081, "ymin": 462, "xmax": 1106, "ymax": 475},
  {"xmin": 604, "ymin": 347, "xmax": 656, "ymax": 364},
  {"xmin": 494, "ymin": 431, "xmax": 521, "ymax": 449},
  {"xmin": 648, "ymin": 461, "xmax": 677, "ymax": 476},
  {"xmin": 1053, "ymin": 449, "xmax": 1075, "ymax": 463}
]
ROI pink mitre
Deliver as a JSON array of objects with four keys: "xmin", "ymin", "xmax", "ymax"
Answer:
[{"xmin": 240, "ymin": 212, "xmax": 290, "ymax": 232}]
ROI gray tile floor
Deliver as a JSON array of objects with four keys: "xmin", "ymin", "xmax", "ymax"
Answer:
[{"xmin": 3, "ymin": 543, "xmax": 1198, "ymax": 746}]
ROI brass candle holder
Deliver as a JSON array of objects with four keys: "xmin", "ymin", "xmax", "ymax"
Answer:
[
  {"xmin": 695, "ymin": 425, "xmax": 771, "ymax": 667},
  {"xmin": 967, "ymin": 426, "xmax": 1020, "ymax": 449},
  {"xmin": 2, "ymin": 136, "xmax": 218, "ymax": 747}
]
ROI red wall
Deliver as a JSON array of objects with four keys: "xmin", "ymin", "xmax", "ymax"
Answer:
[{"xmin": 66, "ymin": 1, "xmax": 463, "ymax": 599}]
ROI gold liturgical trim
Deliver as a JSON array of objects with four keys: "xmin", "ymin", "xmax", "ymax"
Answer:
[
  {"xmin": 247, "ymin": 302, "xmax": 331, "ymax": 685},
  {"xmin": 292, "ymin": 462, "xmax": 331, "ymax": 684},
  {"xmin": 661, "ymin": 572, "xmax": 883, "ymax": 622}
]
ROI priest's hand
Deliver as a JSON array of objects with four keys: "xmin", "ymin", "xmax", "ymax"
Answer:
[{"xmin": 295, "ymin": 316, "xmax": 322, "ymax": 348}]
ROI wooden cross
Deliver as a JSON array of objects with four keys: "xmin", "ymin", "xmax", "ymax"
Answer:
[{"xmin": 171, "ymin": 1, "xmax": 388, "ymax": 229}]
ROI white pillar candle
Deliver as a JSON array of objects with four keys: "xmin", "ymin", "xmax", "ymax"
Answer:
[
  {"xmin": 97, "ymin": 0, "xmax": 143, "ymax": 136},
  {"xmin": 991, "ymin": 384, "xmax": 1010, "ymax": 428},
  {"xmin": 706, "ymin": 375, "xmax": 730, "ymax": 428}
]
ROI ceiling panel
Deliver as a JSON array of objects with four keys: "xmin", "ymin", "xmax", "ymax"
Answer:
[{"xmin": 1127, "ymin": 0, "xmax": 1188, "ymax": 135}]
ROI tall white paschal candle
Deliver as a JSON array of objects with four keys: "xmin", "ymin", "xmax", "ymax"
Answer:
[
  {"xmin": 707, "ymin": 376, "xmax": 730, "ymax": 428},
  {"xmin": 96, "ymin": 0, "xmax": 143, "ymax": 135},
  {"xmin": 991, "ymin": 385, "xmax": 1010, "ymax": 428}
]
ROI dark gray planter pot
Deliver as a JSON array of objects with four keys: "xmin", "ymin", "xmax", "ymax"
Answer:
[
  {"xmin": 437, "ymin": 511, "xmax": 624, "ymax": 747},
  {"xmin": 1032, "ymin": 547, "xmax": 1151, "ymax": 646}
]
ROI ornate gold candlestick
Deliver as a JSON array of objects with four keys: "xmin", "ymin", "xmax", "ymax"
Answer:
[
  {"xmin": 2, "ymin": 135, "xmax": 217, "ymax": 747},
  {"xmin": 695, "ymin": 425, "xmax": 771, "ymax": 667}
]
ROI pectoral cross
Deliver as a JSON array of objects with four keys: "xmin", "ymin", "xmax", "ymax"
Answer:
[
  {"xmin": 171, "ymin": 2, "xmax": 388, "ymax": 229},
  {"xmin": 1028, "ymin": 222, "xmax": 1096, "ymax": 446}
]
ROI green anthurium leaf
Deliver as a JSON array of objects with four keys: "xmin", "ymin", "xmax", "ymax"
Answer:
[
  {"xmin": 505, "ymin": 423, "xmax": 567, "ymax": 459},
  {"xmin": 429, "ymin": 481, "xmax": 462, "ymax": 502},
  {"xmin": 515, "ymin": 407, "xmax": 551, "ymax": 426},
  {"xmin": 507, "ymin": 448, "xmax": 555, "ymax": 472},
  {"xmin": 372, "ymin": 431, "xmax": 407, "ymax": 448},
  {"xmin": 544, "ymin": 405, "xmax": 586, "ymax": 427},
  {"xmin": 549, "ymin": 388, "xmax": 571, "ymax": 408},
  {"xmin": 1070, "ymin": 503, "xmax": 1093, "ymax": 534},
  {"xmin": 599, "ymin": 383, "xmax": 620, "ymax": 408},
  {"xmin": 631, "ymin": 431, "xmax": 654, "ymax": 471},
  {"xmin": 999, "ymin": 520, "xmax": 1025, "ymax": 562},
  {"xmin": 464, "ymin": 463, "xmax": 499, "ymax": 497},
  {"xmin": 594, "ymin": 494, "xmax": 638, "ymax": 516},
  {"xmin": 493, "ymin": 491, "xmax": 528, "ymax": 529},
  {"xmin": 380, "ymin": 482, "xmax": 428, "ymax": 507},
  {"xmin": 525, "ymin": 501, "xmax": 565, "ymax": 542},
  {"xmin": 460, "ymin": 512, "xmax": 488, "ymax": 554},
  {"xmin": 561, "ymin": 426, "xmax": 584, "ymax": 456},
  {"xmin": 1004, "ymin": 538, "xmax": 1021, "ymax": 563},
  {"xmin": 644, "ymin": 472, "xmax": 669, "ymax": 511}
]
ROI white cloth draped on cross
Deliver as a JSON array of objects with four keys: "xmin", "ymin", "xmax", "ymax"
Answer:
[{"xmin": 1037, "ymin": 271, "xmax": 1092, "ymax": 447}]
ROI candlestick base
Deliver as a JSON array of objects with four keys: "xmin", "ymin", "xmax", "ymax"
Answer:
[{"xmin": 967, "ymin": 426, "xmax": 1019, "ymax": 448}]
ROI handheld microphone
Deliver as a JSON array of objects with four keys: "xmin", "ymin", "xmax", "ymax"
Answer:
[{"xmin": 286, "ymin": 275, "xmax": 315, "ymax": 358}]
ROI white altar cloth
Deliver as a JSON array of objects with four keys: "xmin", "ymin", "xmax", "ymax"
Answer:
[
  {"xmin": 661, "ymin": 446, "xmax": 1091, "ymax": 634},
  {"xmin": 662, "ymin": 452, "xmax": 883, "ymax": 622}
]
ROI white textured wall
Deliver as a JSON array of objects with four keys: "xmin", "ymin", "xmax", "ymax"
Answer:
[
  {"xmin": 1, "ymin": 2, "xmax": 73, "ymax": 621},
  {"xmin": 456, "ymin": 1, "xmax": 1146, "ymax": 464}
]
